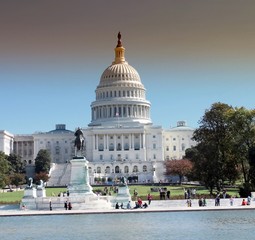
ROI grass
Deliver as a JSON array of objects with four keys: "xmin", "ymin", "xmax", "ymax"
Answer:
[
  {"xmin": 0, "ymin": 190, "xmax": 24, "ymax": 204},
  {"xmin": 0, "ymin": 185, "xmax": 240, "ymax": 204}
]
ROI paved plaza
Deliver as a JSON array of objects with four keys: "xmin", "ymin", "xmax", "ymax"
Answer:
[{"xmin": 1, "ymin": 198, "xmax": 254, "ymax": 217}]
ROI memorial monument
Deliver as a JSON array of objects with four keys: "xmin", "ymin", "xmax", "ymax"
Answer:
[{"xmin": 67, "ymin": 128, "xmax": 94, "ymax": 196}]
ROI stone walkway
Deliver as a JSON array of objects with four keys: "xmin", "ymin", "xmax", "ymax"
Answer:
[{"xmin": 1, "ymin": 198, "xmax": 254, "ymax": 217}]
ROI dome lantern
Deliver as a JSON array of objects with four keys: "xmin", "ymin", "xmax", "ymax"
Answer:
[{"xmin": 113, "ymin": 32, "xmax": 126, "ymax": 64}]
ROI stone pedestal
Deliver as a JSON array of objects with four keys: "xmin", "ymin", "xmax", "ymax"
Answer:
[
  {"xmin": 114, "ymin": 184, "xmax": 131, "ymax": 207},
  {"xmin": 68, "ymin": 156, "xmax": 94, "ymax": 196},
  {"xmin": 21, "ymin": 188, "xmax": 37, "ymax": 210},
  {"xmin": 37, "ymin": 188, "xmax": 46, "ymax": 197},
  {"xmin": 23, "ymin": 187, "xmax": 37, "ymax": 198}
]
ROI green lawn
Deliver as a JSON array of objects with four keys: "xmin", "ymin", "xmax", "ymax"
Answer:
[{"xmin": 0, "ymin": 185, "xmax": 240, "ymax": 204}]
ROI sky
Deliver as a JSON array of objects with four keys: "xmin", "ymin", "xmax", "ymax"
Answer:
[{"xmin": 1, "ymin": 0, "xmax": 255, "ymax": 134}]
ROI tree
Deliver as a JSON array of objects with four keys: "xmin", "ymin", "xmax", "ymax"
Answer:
[
  {"xmin": 35, "ymin": 149, "xmax": 51, "ymax": 174},
  {"xmin": 0, "ymin": 151, "xmax": 10, "ymax": 189},
  {"xmin": 7, "ymin": 153, "xmax": 25, "ymax": 174},
  {"xmin": 34, "ymin": 172, "xmax": 50, "ymax": 184},
  {"xmin": 227, "ymin": 107, "xmax": 255, "ymax": 184},
  {"xmin": 191, "ymin": 103, "xmax": 239, "ymax": 192},
  {"xmin": 10, "ymin": 173, "xmax": 26, "ymax": 188},
  {"xmin": 165, "ymin": 159, "xmax": 193, "ymax": 184}
]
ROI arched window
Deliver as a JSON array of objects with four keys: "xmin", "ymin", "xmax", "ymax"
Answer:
[
  {"xmin": 105, "ymin": 166, "xmax": 110, "ymax": 174},
  {"xmin": 143, "ymin": 165, "xmax": 147, "ymax": 172},
  {"xmin": 133, "ymin": 165, "xmax": 138, "ymax": 173},
  {"xmin": 115, "ymin": 166, "xmax": 120, "ymax": 173},
  {"xmin": 134, "ymin": 143, "xmax": 140, "ymax": 150},
  {"xmin": 117, "ymin": 143, "xmax": 121, "ymax": 151},
  {"xmin": 124, "ymin": 143, "xmax": 129, "ymax": 150},
  {"xmin": 97, "ymin": 167, "xmax": 101, "ymax": 173},
  {"xmin": 109, "ymin": 143, "xmax": 114, "ymax": 151},
  {"xmin": 99, "ymin": 143, "xmax": 104, "ymax": 151},
  {"xmin": 124, "ymin": 166, "xmax": 129, "ymax": 173},
  {"xmin": 88, "ymin": 167, "xmax": 92, "ymax": 173}
]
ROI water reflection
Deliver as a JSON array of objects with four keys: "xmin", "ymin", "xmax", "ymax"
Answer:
[{"xmin": 1, "ymin": 210, "xmax": 255, "ymax": 240}]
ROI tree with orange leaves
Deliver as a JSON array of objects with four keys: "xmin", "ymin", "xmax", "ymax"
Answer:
[{"xmin": 165, "ymin": 159, "xmax": 193, "ymax": 184}]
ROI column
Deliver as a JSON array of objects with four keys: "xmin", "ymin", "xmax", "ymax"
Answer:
[
  {"xmin": 121, "ymin": 134, "xmax": 124, "ymax": 151},
  {"xmin": 96, "ymin": 134, "xmax": 99, "ymax": 150},
  {"xmin": 114, "ymin": 134, "xmax": 117, "ymax": 151},
  {"xmin": 143, "ymin": 133, "xmax": 146, "ymax": 149}
]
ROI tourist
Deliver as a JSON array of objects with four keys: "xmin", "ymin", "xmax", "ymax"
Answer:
[
  {"xmin": 49, "ymin": 200, "xmax": 52, "ymax": 211},
  {"xmin": 186, "ymin": 199, "xmax": 192, "ymax": 207},
  {"xmin": 187, "ymin": 189, "xmax": 191, "ymax": 199},
  {"xmin": 134, "ymin": 189, "xmax": 138, "ymax": 197},
  {"xmin": 115, "ymin": 202, "xmax": 119, "ymax": 209},
  {"xmin": 138, "ymin": 197, "xmax": 143, "ymax": 208},
  {"xmin": 191, "ymin": 189, "xmax": 196, "ymax": 198},
  {"xmin": 120, "ymin": 202, "xmax": 124, "ymax": 209},
  {"xmin": 143, "ymin": 202, "xmax": 148, "ymax": 208},
  {"xmin": 241, "ymin": 199, "xmax": 247, "ymax": 206},
  {"xmin": 222, "ymin": 190, "xmax": 227, "ymax": 198},
  {"xmin": 147, "ymin": 193, "xmax": 152, "ymax": 205},
  {"xmin": 230, "ymin": 196, "xmax": 234, "ymax": 206},
  {"xmin": 184, "ymin": 189, "xmax": 188, "ymax": 199},
  {"xmin": 247, "ymin": 196, "xmax": 251, "ymax": 205},
  {"xmin": 202, "ymin": 197, "xmax": 207, "ymax": 207},
  {"xmin": 133, "ymin": 202, "xmax": 140, "ymax": 209},
  {"xmin": 198, "ymin": 198, "xmax": 203, "ymax": 207},
  {"xmin": 166, "ymin": 190, "xmax": 171, "ymax": 199},
  {"xmin": 68, "ymin": 202, "xmax": 72, "ymax": 210},
  {"xmin": 21, "ymin": 204, "xmax": 26, "ymax": 210},
  {"xmin": 215, "ymin": 193, "xmax": 220, "ymax": 206},
  {"xmin": 64, "ymin": 201, "xmax": 68, "ymax": 210},
  {"xmin": 126, "ymin": 201, "xmax": 131, "ymax": 209}
]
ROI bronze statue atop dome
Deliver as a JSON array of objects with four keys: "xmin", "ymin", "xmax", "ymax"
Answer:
[{"xmin": 117, "ymin": 31, "xmax": 122, "ymax": 47}]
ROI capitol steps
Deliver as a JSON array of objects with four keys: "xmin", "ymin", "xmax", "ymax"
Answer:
[{"xmin": 47, "ymin": 163, "xmax": 71, "ymax": 187}]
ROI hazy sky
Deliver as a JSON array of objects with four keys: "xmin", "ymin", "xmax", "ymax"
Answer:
[{"xmin": 1, "ymin": 0, "xmax": 255, "ymax": 134}]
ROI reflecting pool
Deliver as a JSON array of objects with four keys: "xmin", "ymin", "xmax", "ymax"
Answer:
[{"xmin": 1, "ymin": 210, "xmax": 255, "ymax": 240}]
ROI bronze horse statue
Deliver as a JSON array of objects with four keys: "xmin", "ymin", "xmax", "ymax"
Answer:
[{"xmin": 74, "ymin": 128, "xmax": 84, "ymax": 151}]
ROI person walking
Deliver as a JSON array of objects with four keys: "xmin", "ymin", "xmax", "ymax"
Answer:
[
  {"xmin": 68, "ymin": 202, "xmax": 72, "ymax": 210},
  {"xmin": 147, "ymin": 193, "xmax": 152, "ymax": 205},
  {"xmin": 64, "ymin": 201, "xmax": 68, "ymax": 210}
]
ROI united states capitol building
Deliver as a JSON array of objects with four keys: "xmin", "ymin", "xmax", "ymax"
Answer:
[{"xmin": 0, "ymin": 33, "xmax": 196, "ymax": 185}]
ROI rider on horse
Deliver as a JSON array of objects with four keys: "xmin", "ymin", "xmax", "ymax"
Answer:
[{"xmin": 74, "ymin": 128, "xmax": 84, "ymax": 151}]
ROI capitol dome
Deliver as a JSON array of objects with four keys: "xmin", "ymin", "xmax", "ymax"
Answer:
[
  {"xmin": 99, "ymin": 63, "xmax": 143, "ymax": 88},
  {"xmin": 89, "ymin": 32, "xmax": 152, "ymax": 127}
]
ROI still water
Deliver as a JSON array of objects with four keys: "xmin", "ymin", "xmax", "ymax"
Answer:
[{"xmin": 1, "ymin": 210, "xmax": 254, "ymax": 240}]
